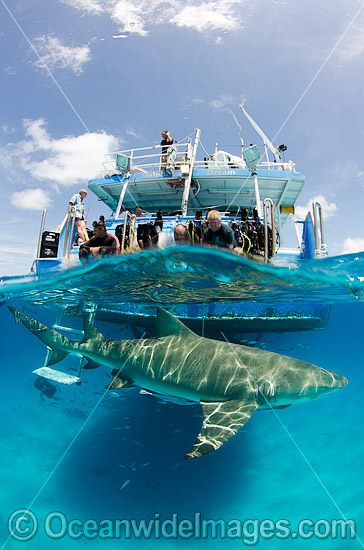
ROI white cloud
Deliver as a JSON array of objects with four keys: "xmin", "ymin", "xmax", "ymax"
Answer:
[
  {"xmin": 112, "ymin": 0, "xmax": 149, "ymax": 36},
  {"xmin": 210, "ymin": 94, "xmax": 235, "ymax": 109},
  {"xmin": 171, "ymin": 1, "xmax": 240, "ymax": 32},
  {"xmin": 126, "ymin": 127, "xmax": 143, "ymax": 139},
  {"xmin": 60, "ymin": 0, "xmax": 104, "ymax": 14},
  {"xmin": 10, "ymin": 188, "xmax": 52, "ymax": 211},
  {"xmin": 341, "ymin": 237, "xmax": 364, "ymax": 255},
  {"xmin": 295, "ymin": 194, "xmax": 338, "ymax": 221},
  {"xmin": 110, "ymin": 0, "xmax": 241, "ymax": 37},
  {"xmin": 4, "ymin": 118, "xmax": 120, "ymax": 186},
  {"xmin": 33, "ymin": 36, "xmax": 91, "ymax": 74},
  {"xmin": 1, "ymin": 124, "xmax": 15, "ymax": 134},
  {"xmin": 335, "ymin": 18, "xmax": 364, "ymax": 61},
  {"xmin": 56, "ymin": 0, "xmax": 242, "ymax": 38}
]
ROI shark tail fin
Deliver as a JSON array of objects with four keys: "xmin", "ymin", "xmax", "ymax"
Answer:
[
  {"xmin": 8, "ymin": 306, "xmax": 72, "ymax": 365},
  {"xmin": 47, "ymin": 349, "xmax": 69, "ymax": 366}
]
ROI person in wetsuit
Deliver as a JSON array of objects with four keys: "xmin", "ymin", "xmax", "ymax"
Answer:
[
  {"xmin": 79, "ymin": 220, "xmax": 117, "ymax": 263},
  {"xmin": 203, "ymin": 210, "xmax": 236, "ymax": 250}
]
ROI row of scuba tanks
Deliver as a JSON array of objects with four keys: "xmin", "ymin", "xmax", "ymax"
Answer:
[{"xmin": 114, "ymin": 208, "xmax": 275, "ymax": 258}]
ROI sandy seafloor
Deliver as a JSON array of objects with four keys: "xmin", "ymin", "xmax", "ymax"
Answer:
[{"xmin": 0, "ymin": 268, "xmax": 363, "ymax": 549}]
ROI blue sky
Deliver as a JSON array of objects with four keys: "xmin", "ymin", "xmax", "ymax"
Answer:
[{"xmin": 1, "ymin": 0, "xmax": 364, "ymax": 275}]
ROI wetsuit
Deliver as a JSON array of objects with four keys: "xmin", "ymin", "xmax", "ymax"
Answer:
[
  {"xmin": 79, "ymin": 233, "xmax": 117, "ymax": 261},
  {"xmin": 203, "ymin": 224, "xmax": 236, "ymax": 248}
]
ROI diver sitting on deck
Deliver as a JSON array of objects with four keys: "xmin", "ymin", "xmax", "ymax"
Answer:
[
  {"xmin": 203, "ymin": 210, "xmax": 236, "ymax": 250},
  {"xmin": 174, "ymin": 224, "xmax": 190, "ymax": 244},
  {"xmin": 98, "ymin": 216, "xmax": 120, "ymax": 253},
  {"xmin": 79, "ymin": 220, "xmax": 117, "ymax": 263}
]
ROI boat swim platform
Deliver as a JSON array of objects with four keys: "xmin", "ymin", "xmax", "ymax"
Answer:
[{"xmin": 63, "ymin": 301, "xmax": 331, "ymax": 334}]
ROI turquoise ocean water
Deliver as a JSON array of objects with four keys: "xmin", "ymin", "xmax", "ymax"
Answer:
[{"xmin": 0, "ymin": 246, "xmax": 363, "ymax": 550}]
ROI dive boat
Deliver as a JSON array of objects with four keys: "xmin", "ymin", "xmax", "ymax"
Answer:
[
  {"xmin": 26, "ymin": 105, "xmax": 328, "ymax": 333},
  {"xmin": 34, "ymin": 105, "xmax": 326, "ymax": 272}
]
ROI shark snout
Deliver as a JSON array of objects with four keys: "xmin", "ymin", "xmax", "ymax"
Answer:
[{"xmin": 334, "ymin": 373, "xmax": 348, "ymax": 389}]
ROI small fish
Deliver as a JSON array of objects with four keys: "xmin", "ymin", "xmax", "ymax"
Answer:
[
  {"xmin": 140, "ymin": 462, "xmax": 150, "ymax": 468},
  {"xmin": 131, "ymin": 440, "xmax": 144, "ymax": 447},
  {"xmin": 120, "ymin": 480, "xmax": 130, "ymax": 490}
]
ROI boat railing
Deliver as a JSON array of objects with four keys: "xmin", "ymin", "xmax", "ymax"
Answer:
[
  {"xmin": 63, "ymin": 211, "xmax": 76, "ymax": 259},
  {"xmin": 102, "ymin": 140, "xmax": 192, "ymax": 177},
  {"xmin": 263, "ymin": 198, "xmax": 276, "ymax": 262},
  {"xmin": 312, "ymin": 201, "xmax": 327, "ymax": 258},
  {"xmin": 101, "ymin": 143, "xmax": 296, "ymax": 178}
]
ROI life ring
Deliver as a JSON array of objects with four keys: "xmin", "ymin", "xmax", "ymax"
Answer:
[{"xmin": 166, "ymin": 178, "xmax": 185, "ymax": 189}]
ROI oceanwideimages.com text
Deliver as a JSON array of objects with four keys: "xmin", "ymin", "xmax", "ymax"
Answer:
[{"xmin": 8, "ymin": 510, "xmax": 357, "ymax": 545}]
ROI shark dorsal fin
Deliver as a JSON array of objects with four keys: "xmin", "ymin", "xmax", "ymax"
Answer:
[
  {"xmin": 155, "ymin": 308, "xmax": 195, "ymax": 338},
  {"xmin": 81, "ymin": 320, "xmax": 104, "ymax": 343}
]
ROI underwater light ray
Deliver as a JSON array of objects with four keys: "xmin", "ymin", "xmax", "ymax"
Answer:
[
  {"xmin": 0, "ymin": 330, "xmax": 145, "ymax": 550},
  {"xmin": 220, "ymin": 331, "xmax": 362, "ymax": 546}
]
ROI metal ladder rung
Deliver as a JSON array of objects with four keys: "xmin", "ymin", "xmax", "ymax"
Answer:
[
  {"xmin": 34, "ymin": 306, "xmax": 98, "ymax": 386},
  {"xmin": 52, "ymin": 325, "xmax": 84, "ymax": 335},
  {"xmin": 33, "ymin": 366, "xmax": 81, "ymax": 385}
]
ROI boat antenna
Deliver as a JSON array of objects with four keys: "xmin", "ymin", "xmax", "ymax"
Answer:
[{"xmin": 239, "ymin": 104, "xmax": 281, "ymax": 163}]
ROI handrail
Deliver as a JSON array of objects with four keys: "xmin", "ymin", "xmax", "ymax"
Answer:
[
  {"xmin": 62, "ymin": 211, "xmax": 75, "ymax": 259},
  {"xmin": 181, "ymin": 129, "xmax": 201, "ymax": 215},
  {"xmin": 67, "ymin": 214, "xmax": 76, "ymax": 259},
  {"xmin": 312, "ymin": 201, "xmax": 326, "ymax": 258},
  {"xmin": 63, "ymin": 213, "xmax": 71, "ymax": 257},
  {"xmin": 102, "ymin": 141, "xmax": 190, "ymax": 175},
  {"xmin": 115, "ymin": 179, "xmax": 129, "ymax": 219},
  {"xmin": 120, "ymin": 212, "xmax": 130, "ymax": 255},
  {"xmin": 253, "ymin": 174, "xmax": 262, "ymax": 218},
  {"xmin": 263, "ymin": 198, "xmax": 276, "ymax": 262},
  {"xmin": 100, "ymin": 138, "xmax": 296, "ymax": 178}
]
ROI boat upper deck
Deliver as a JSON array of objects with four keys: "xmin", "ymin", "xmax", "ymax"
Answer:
[{"xmin": 88, "ymin": 128, "xmax": 305, "ymax": 229}]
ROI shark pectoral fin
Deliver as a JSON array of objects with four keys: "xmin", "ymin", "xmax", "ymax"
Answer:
[
  {"xmin": 105, "ymin": 370, "xmax": 134, "ymax": 390},
  {"xmin": 185, "ymin": 399, "xmax": 259, "ymax": 460},
  {"xmin": 83, "ymin": 359, "xmax": 102, "ymax": 370}
]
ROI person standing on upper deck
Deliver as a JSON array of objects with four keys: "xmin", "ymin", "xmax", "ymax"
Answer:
[
  {"xmin": 160, "ymin": 129, "xmax": 173, "ymax": 170},
  {"xmin": 68, "ymin": 188, "xmax": 88, "ymax": 243},
  {"xmin": 203, "ymin": 210, "xmax": 236, "ymax": 250}
]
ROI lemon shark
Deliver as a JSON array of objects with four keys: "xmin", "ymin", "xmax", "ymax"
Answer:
[{"xmin": 8, "ymin": 306, "xmax": 347, "ymax": 459}]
